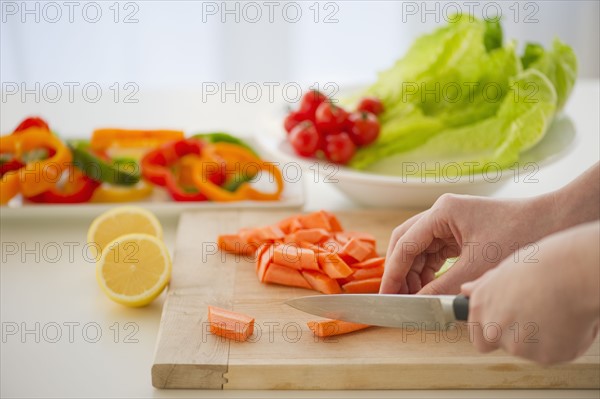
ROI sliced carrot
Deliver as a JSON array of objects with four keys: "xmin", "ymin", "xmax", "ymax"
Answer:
[
  {"xmin": 323, "ymin": 210, "xmax": 343, "ymax": 232},
  {"xmin": 352, "ymin": 257, "xmax": 385, "ymax": 268},
  {"xmin": 341, "ymin": 238, "xmax": 373, "ymax": 262},
  {"xmin": 302, "ymin": 270, "xmax": 342, "ymax": 294},
  {"xmin": 246, "ymin": 225, "xmax": 285, "ymax": 245},
  {"xmin": 277, "ymin": 216, "xmax": 299, "ymax": 235},
  {"xmin": 298, "ymin": 241, "xmax": 322, "ymax": 252},
  {"xmin": 285, "ymin": 228, "xmax": 330, "ymax": 244},
  {"xmin": 317, "ymin": 252, "xmax": 353, "ymax": 279},
  {"xmin": 256, "ymin": 243, "xmax": 274, "ymax": 282},
  {"xmin": 217, "ymin": 234, "xmax": 257, "ymax": 255},
  {"xmin": 334, "ymin": 232, "xmax": 350, "ymax": 245},
  {"xmin": 351, "ymin": 265, "xmax": 384, "ymax": 280},
  {"xmin": 342, "ymin": 277, "xmax": 381, "ymax": 293},
  {"xmin": 320, "ymin": 239, "xmax": 343, "ymax": 255},
  {"xmin": 264, "ymin": 263, "xmax": 312, "ymax": 289},
  {"xmin": 273, "ymin": 245, "xmax": 319, "ymax": 271},
  {"xmin": 298, "ymin": 211, "xmax": 332, "ymax": 231},
  {"xmin": 307, "ymin": 319, "xmax": 370, "ymax": 337},
  {"xmin": 208, "ymin": 306, "xmax": 255, "ymax": 342},
  {"xmin": 344, "ymin": 231, "xmax": 377, "ymax": 246},
  {"xmin": 289, "ymin": 218, "xmax": 304, "ymax": 233}
]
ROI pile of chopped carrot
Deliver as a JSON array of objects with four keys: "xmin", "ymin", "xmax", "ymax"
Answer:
[{"xmin": 218, "ymin": 210, "xmax": 385, "ymax": 294}]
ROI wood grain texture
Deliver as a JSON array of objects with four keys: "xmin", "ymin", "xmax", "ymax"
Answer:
[{"xmin": 152, "ymin": 209, "xmax": 600, "ymax": 389}]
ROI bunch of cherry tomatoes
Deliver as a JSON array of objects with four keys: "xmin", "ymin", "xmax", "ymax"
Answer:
[{"xmin": 284, "ymin": 90, "xmax": 384, "ymax": 165}]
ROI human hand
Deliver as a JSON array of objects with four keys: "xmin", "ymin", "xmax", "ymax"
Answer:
[
  {"xmin": 461, "ymin": 221, "xmax": 600, "ymax": 365},
  {"xmin": 380, "ymin": 193, "xmax": 557, "ymax": 295}
]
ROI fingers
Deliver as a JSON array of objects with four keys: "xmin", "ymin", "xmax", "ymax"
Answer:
[
  {"xmin": 418, "ymin": 259, "xmax": 469, "ymax": 295},
  {"xmin": 381, "ymin": 212, "xmax": 437, "ymax": 294},
  {"xmin": 385, "ymin": 211, "xmax": 425, "ymax": 261}
]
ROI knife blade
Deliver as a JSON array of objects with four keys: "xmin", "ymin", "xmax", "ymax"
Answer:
[{"xmin": 286, "ymin": 294, "xmax": 469, "ymax": 330}]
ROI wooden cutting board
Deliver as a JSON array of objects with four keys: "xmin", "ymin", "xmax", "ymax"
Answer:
[{"xmin": 151, "ymin": 209, "xmax": 600, "ymax": 389}]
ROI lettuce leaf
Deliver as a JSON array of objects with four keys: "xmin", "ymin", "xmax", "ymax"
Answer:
[
  {"xmin": 350, "ymin": 15, "xmax": 576, "ymax": 174},
  {"xmin": 362, "ymin": 70, "xmax": 557, "ymax": 177},
  {"xmin": 521, "ymin": 39, "xmax": 577, "ymax": 111}
]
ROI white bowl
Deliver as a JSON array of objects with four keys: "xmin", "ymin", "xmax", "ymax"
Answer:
[{"xmin": 256, "ymin": 116, "xmax": 575, "ymax": 209}]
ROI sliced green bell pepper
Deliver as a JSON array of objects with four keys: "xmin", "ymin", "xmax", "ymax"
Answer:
[{"xmin": 68, "ymin": 140, "xmax": 140, "ymax": 186}]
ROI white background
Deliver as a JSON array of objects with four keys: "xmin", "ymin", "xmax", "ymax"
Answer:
[{"xmin": 2, "ymin": 0, "xmax": 599, "ymax": 90}]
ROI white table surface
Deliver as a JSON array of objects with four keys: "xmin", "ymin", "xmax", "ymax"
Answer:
[{"xmin": 1, "ymin": 81, "xmax": 599, "ymax": 398}]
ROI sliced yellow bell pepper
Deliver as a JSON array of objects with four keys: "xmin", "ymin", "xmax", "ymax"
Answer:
[{"xmin": 90, "ymin": 181, "xmax": 154, "ymax": 203}]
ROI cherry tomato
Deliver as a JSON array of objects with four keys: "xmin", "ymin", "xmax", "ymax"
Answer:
[
  {"xmin": 348, "ymin": 111, "xmax": 380, "ymax": 147},
  {"xmin": 324, "ymin": 132, "xmax": 356, "ymax": 165},
  {"xmin": 357, "ymin": 97, "xmax": 384, "ymax": 116},
  {"xmin": 284, "ymin": 111, "xmax": 309, "ymax": 134},
  {"xmin": 299, "ymin": 90, "xmax": 327, "ymax": 118},
  {"xmin": 13, "ymin": 117, "xmax": 50, "ymax": 134},
  {"xmin": 289, "ymin": 121, "xmax": 320, "ymax": 157},
  {"xmin": 315, "ymin": 102, "xmax": 348, "ymax": 135}
]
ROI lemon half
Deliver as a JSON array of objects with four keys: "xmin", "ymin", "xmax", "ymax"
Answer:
[
  {"xmin": 96, "ymin": 233, "xmax": 171, "ymax": 307},
  {"xmin": 87, "ymin": 206, "xmax": 163, "ymax": 258}
]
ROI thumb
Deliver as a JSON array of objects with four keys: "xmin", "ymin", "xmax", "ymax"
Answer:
[{"xmin": 418, "ymin": 262, "xmax": 469, "ymax": 295}]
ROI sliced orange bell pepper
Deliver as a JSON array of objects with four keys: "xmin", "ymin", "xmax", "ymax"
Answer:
[
  {"xmin": 0, "ymin": 171, "xmax": 20, "ymax": 205},
  {"xmin": 0, "ymin": 128, "xmax": 71, "ymax": 202},
  {"xmin": 90, "ymin": 128, "xmax": 184, "ymax": 151},
  {"xmin": 192, "ymin": 143, "xmax": 284, "ymax": 202}
]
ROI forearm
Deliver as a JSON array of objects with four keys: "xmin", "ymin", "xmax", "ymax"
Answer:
[
  {"xmin": 544, "ymin": 162, "xmax": 600, "ymax": 233},
  {"xmin": 544, "ymin": 221, "xmax": 600, "ymax": 319}
]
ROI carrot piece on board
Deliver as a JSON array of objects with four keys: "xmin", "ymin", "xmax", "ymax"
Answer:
[
  {"xmin": 298, "ymin": 241, "xmax": 322, "ymax": 252},
  {"xmin": 298, "ymin": 211, "xmax": 332, "ymax": 231},
  {"xmin": 246, "ymin": 225, "xmax": 285, "ymax": 245},
  {"xmin": 285, "ymin": 228, "xmax": 331, "ymax": 244},
  {"xmin": 256, "ymin": 243, "xmax": 274, "ymax": 282},
  {"xmin": 342, "ymin": 277, "xmax": 382, "ymax": 293},
  {"xmin": 323, "ymin": 210, "xmax": 343, "ymax": 232},
  {"xmin": 289, "ymin": 218, "xmax": 304, "ymax": 233},
  {"xmin": 334, "ymin": 232, "xmax": 350, "ymax": 245},
  {"xmin": 307, "ymin": 319, "xmax": 370, "ymax": 337},
  {"xmin": 351, "ymin": 265, "xmax": 384, "ymax": 280},
  {"xmin": 341, "ymin": 238, "xmax": 373, "ymax": 262},
  {"xmin": 264, "ymin": 263, "xmax": 312, "ymax": 289},
  {"xmin": 302, "ymin": 270, "xmax": 342, "ymax": 294},
  {"xmin": 317, "ymin": 252, "xmax": 353, "ymax": 279},
  {"xmin": 352, "ymin": 257, "xmax": 385, "ymax": 268},
  {"xmin": 208, "ymin": 306, "xmax": 255, "ymax": 342},
  {"xmin": 277, "ymin": 216, "xmax": 299, "ymax": 234},
  {"xmin": 238, "ymin": 227, "xmax": 255, "ymax": 243},
  {"xmin": 273, "ymin": 245, "xmax": 319, "ymax": 271},
  {"xmin": 217, "ymin": 234, "xmax": 257, "ymax": 255},
  {"xmin": 344, "ymin": 231, "xmax": 377, "ymax": 246},
  {"xmin": 320, "ymin": 239, "xmax": 343, "ymax": 255}
]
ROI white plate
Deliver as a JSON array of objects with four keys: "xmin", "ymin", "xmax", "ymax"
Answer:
[
  {"xmin": 0, "ymin": 138, "xmax": 304, "ymax": 219},
  {"xmin": 256, "ymin": 114, "xmax": 576, "ymax": 209}
]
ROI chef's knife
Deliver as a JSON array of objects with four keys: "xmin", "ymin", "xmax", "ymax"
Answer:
[{"xmin": 286, "ymin": 294, "xmax": 469, "ymax": 330}]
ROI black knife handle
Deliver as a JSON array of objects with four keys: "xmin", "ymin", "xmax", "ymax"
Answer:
[{"xmin": 452, "ymin": 295, "xmax": 469, "ymax": 321}]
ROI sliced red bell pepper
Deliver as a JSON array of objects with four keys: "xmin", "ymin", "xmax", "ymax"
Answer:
[
  {"xmin": 141, "ymin": 138, "xmax": 205, "ymax": 186},
  {"xmin": 13, "ymin": 117, "xmax": 50, "ymax": 134},
  {"xmin": 140, "ymin": 138, "xmax": 226, "ymax": 202},
  {"xmin": 1, "ymin": 157, "xmax": 25, "ymax": 176},
  {"xmin": 27, "ymin": 168, "xmax": 100, "ymax": 203}
]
